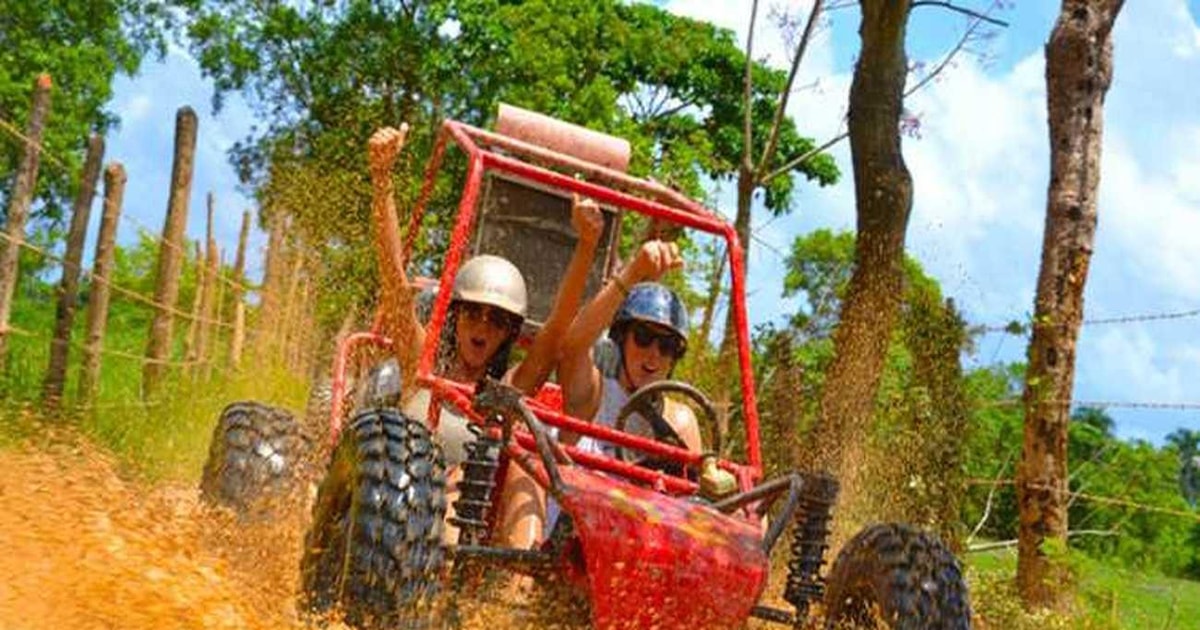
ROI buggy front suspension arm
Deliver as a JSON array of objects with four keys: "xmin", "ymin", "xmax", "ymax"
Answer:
[
  {"xmin": 711, "ymin": 472, "xmax": 838, "ymax": 554},
  {"xmin": 472, "ymin": 378, "xmax": 568, "ymax": 501}
]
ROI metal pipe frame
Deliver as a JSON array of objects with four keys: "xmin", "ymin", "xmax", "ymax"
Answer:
[{"xmin": 340, "ymin": 115, "xmax": 764, "ymax": 493}]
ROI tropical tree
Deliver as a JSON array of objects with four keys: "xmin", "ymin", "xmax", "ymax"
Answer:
[
  {"xmin": 178, "ymin": 0, "xmax": 839, "ymax": 305},
  {"xmin": 1017, "ymin": 0, "xmax": 1126, "ymax": 610},
  {"xmin": 1166, "ymin": 428, "xmax": 1200, "ymax": 507},
  {"xmin": 0, "ymin": 0, "xmax": 169, "ymax": 221}
]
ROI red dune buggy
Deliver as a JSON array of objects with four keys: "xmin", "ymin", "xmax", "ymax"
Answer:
[{"xmin": 295, "ymin": 106, "xmax": 972, "ymax": 629}]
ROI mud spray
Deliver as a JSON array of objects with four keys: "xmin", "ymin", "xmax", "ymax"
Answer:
[{"xmin": 0, "ymin": 431, "xmax": 663, "ymax": 630}]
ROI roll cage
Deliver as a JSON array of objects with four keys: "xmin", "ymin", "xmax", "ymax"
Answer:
[{"xmin": 329, "ymin": 114, "xmax": 763, "ymax": 498}]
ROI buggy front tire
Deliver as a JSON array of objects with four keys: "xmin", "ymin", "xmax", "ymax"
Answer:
[
  {"xmin": 300, "ymin": 408, "xmax": 447, "ymax": 628},
  {"xmin": 823, "ymin": 523, "xmax": 971, "ymax": 630}
]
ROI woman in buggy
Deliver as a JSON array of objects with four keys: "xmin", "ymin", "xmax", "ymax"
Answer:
[{"xmin": 367, "ymin": 125, "xmax": 604, "ymax": 548}]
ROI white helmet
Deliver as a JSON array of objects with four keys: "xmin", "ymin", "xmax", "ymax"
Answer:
[{"xmin": 450, "ymin": 255, "xmax": 528, "ymax": 320}]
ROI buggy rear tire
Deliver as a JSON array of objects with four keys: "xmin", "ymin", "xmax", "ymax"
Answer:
[
  {"xmin": 823, "ymin": 523, "xmax": 971, "ymax": 630},
  {"xmin": 200, "ymin": 401, "xmax": 311, "ymax": 511},
  {"xmin": 300, "ymin": 409, "xmax": 447, "ymax": 628}
]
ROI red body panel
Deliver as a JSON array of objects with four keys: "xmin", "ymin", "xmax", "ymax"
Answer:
[{"xmin": 557, "ymin": 467, "xmax": 769, "ymax": 630}]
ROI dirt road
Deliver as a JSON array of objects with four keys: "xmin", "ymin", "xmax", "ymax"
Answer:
[
  {"xmin": 0, "ymin": 436, "xmax": 312, "ymax": 629},
  {"xmin": 0, "ymin": 434, "xmax": 565, "ymax": 630}
]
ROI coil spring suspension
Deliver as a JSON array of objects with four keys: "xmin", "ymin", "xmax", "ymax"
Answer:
[
  {"xmin": 784, "ymin": 474, "xmax": 839, "ymax": 626},
  {"xmin": 450, "ymin": 421, "xmax": 504, "ymax": 545}
]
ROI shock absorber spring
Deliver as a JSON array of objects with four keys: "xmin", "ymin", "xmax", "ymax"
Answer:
[
  {"xmin": 784, "ymin": 473, "xmax": 839, "ymax": 626},
  {"xmin": 450, "ymin": 420, "xmax": 505, "ymax": 545}
]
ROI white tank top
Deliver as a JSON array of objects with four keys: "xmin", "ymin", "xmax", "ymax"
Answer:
[
  {"xmin": 572, "ymin": 376, "xmax": 629, "ymax": 458},
  {"xmin": 402, "ymin": 387, "xmax": 474, "ymax": 468},
  {"xmin": 547, "ymin": 376, "xmax": 650, "ymax": 533}
]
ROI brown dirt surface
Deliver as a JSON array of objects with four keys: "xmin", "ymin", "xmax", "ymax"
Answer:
[
  {"xmin": 0, "ymin": 434, "xmax": 320, "ymax": 630},
  {"xmin": 0, "ymin": 432, "xmax": 565, "ymax": 630},
  {"xmin": 0, "ymin": 431, "xmax": 799, "ymax": 630}
]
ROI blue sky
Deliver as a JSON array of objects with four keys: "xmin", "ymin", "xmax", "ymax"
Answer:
[{"xmin": 98, "ymin": 0, "xmax": 1200, "ymax": 442}]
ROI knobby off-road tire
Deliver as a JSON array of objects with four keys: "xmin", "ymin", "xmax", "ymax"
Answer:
[
  {"xmin": 300, "ymin": 409, "xmax": 447, "ymax": 629},
  {"xmin": 823, "ymin": 523, "xmax": 971, "ymax": 630},
  {"xmin": 200, "ymin": 401, "xmax": 312, "ymax": 512}
]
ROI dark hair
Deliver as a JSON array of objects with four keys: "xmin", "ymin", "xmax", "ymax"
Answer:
[{"xmin": 436, "ymin": 300, "xmax": 519, "ymax": 380}]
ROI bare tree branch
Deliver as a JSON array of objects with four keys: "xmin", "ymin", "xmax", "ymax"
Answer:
[
  {"xmin": 762, "ymin": 130, "xmax": 846, "ymax": 184},
  {"xmin": 911, "ymin": 0, "xmax": 1010, "ymax": 27},
  {"xmin": 904, "ymin": 3, "xmax": 995, "ymax": 98},
  {"xmin": 652, "ymin": 98, "xmax": 700, "ymax": 122},
  {"xmin": 743, "ymin": 0, "xmax": 761, "ymax": 168},
  {"xmin": 968, "ymin": 530, "xmax": 1119, "ymax": 553},
  {"xmin": 967, "ymin": 450, "xmax": 1015, "ymax": 545},
  {"xmin": 756, "ymin": 0, "xmax": 824, "ymax": 178}
]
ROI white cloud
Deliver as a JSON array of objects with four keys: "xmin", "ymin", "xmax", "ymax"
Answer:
[
  {"xmin": 120, "ymin": 94, "xmax": 153, "ymax": 124},
  {"xmin": 691, "ymin": 0, "xmax": 1200, "ymax": 441},
  {"xmin": 1098, "ymin": 137, "xmax": 1200, "ymax": 297}
]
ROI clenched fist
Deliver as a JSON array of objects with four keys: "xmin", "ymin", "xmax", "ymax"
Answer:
[
  {"xmin": 622, "ymin": 239, "xmax": 683, "ymax": 285},
  {"xmin": 368, "ymin": 125, "xmax": 410, "ymax": 180},
  {"xmin": 571, "ymin": 194, "xmax": 605, "ymax": 246}
]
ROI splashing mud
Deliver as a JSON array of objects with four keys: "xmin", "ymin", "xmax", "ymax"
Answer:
[
  {"xmin": 0, "ymin": 429, "xmax": 804, "ymax": 630},
  {"xmin": 0, "ymin": 432, "xmax": 591, "ymax": 630},
  {"xmin": 0, "ymin": 435, "xmax": 312, "ymax": 629}
]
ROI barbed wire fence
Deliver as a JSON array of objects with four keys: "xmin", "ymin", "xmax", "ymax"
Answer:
[{"xmin": 0, "ymin": 74, "xmax": 319, "ymax": 413}]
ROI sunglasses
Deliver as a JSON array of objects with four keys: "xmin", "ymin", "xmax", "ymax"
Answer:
[
  {"xmin": 457, "ymin": 302, "xmax": 519, "ymax": 330},
  {"xmin": 628, "ymin": 322, "xmax": 687, "ymax": 360}
]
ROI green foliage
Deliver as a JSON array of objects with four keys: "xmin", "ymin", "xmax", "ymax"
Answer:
[
  {"xmin": 1, "ymin": 236, "xmax": 304, "ymax": 480},
  {"xmin": 960, "ymin": 366, "xmax": 1200, "ymax": 580},
  {"xmin": 0, "ymin": 0, "xmax": 169, "ymax": 222},
  {"xmin": 969, "ymin": 547, "xmax": 1200, "ymax": 629},
  {"xmin": 176, "ymin": 0, "xmax": 840, "ymax": 329}
]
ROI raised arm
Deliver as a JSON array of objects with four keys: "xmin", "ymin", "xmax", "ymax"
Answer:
[
  {"xmin": 558, "ymin": 240, "xmax": 683, "ymax": 421},
  {"xmin": 508, "ymin": 195, "xmax": 604, "ymax": 394},
  {"xmin": 368, "ymin": 125, "xmax": 426, "ymax": 358}
]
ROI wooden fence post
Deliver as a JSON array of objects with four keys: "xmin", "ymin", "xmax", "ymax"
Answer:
[
  {"xmin": 42, "ymin": 133, "xmax": 105, "ymax": 407},
  {"xmin": 182, "ymin": 240, "xmax": 203, "ymax": 371},
  {"xmin": 196, "ymin": 192, "xmax": 218, "ymax": 374},
  {"xmin": 230, "ymin": 210, "xmax": 250, "ymax": 369},
  {"xmin": 77, "ymin": 163, "xmax": 125, "ymax": 405},
  {"xmin": 0, "ymin": 74, "xmax": 53, "ymax": 371},
  {"xmin": 143, "ymin": 106, "xmax": 197, "ymax": 397},
  {"xmin": 208, "ymin": 248, "xmax": 225, "ymax": 380},
  {"xmin": 280, "ymin": 251, "xmax": 304, "ymax": 364},
  {"xmin": 254, "ymin": 212, "xmax": 287, "ymax": 363}
]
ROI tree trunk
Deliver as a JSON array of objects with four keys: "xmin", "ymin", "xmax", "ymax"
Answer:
[
  {"xmin": 809, "ymin": 0, "xmax": 913, "ymax": 538},
  {"xmin": 209, "ymin": 249, "xmax": 225, "ymax": 380},
  {"xmin": 78, "ymin": 164, "xmax": 126, "ymax": 405},
  {"xmin": 0, "ymin": 74, "xmax": 53, "ymax": 372},
  {"xmin": 43, "ymin": 133, "xmax": 104, "ymax": 408},
  {"xmin": 143, "ymin": 106, "xmax": 198, "ymax": 397},
  {"xmin": 1017, "ymin": 0, "xmax": 1124, "ymax": 611}
]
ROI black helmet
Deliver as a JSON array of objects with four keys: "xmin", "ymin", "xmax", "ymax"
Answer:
[{"xmin": 609, "ymin": 282, "xmax": 688, "ymax": 345}]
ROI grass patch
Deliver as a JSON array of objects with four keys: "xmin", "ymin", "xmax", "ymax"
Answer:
[
  {"xmin": 0, "ymin": 282, "xmax": 309, "ymax": 482},
  {"xmin": 968, "ymin": 545, "xmax": 1200, "ymax": 629}
]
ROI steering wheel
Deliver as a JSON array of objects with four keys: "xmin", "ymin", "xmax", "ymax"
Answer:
[{"xmin": 612, "ymin": 380, "xmax": 722, "ymax": 469}]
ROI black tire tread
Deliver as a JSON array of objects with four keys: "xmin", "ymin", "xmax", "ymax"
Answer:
[
  {"xmin": 200, "ymin": 401, "xmax": 310, "ymax": 510},
  {"xmin": 300, "ymin": 409, "xmax": 447, "ymax": 629},
  {"xmin": 823, "ymin": 523, "xmax": 971, "ymax": 630}
]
